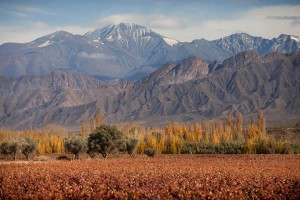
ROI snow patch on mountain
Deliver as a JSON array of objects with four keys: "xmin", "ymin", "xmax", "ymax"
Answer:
[
  {"xmin": 163, "ymin": 37, "xmax": 179, "ymax": 46},
  {"xmin": 38, "ymin": 40, "xmax": 52, "ymax": 47},
  {"xmin": 78, "ymin": 52, "xmax": 115, "ymax": 60},
  {"xmin": 291, "ymin": 35, "xmax": 300, "ymax": 43},
  {"xmin": 92, "ymin": 39, "xmax": 100, "ymax": 43},
  {"xmin": 106, "ymin": 35, "xmax": 114, "ymax": 42}
]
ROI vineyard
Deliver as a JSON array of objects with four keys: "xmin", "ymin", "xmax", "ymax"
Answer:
[{"xmin": 1, "ymin": 155, "xmax": 300, "ymax": 199}]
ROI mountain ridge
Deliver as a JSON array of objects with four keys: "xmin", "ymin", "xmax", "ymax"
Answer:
[
  {"xmin": 1, "ymin": 51, "xmax": 299, "ymax": 129},
  {"xmin": 1, "ymin": 22, "xmax": 299, "ymax": 81}
]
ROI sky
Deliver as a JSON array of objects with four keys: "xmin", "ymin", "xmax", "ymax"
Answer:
[{"xmin": 0, "ymin": 0, "xmax": 300, "ymax": 44}]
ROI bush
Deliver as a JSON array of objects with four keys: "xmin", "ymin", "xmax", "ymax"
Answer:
[
  {"xmin": 0, "ymin": 140, "xmax": 20, "ymax": 160},
  {"xmin": 181, "ymin": 142, "xmax": 247, "ymax": 154},
  {"xmin": 88, "ymin": 124, "xmax": 125, "ymax": 159},
  {"xmin": 275, "ymin": 141, "xmax": 292, "ymax": 154},
  {"xmin": 144, "ymin": 148, "xmax": 156, "ymax": 157},
  {"xmin": 20, "ymin": 138, "xmax": 37, "ymax": 160},
  {"xmin": 64, "ymin": 136, "xmax": 87, "ymax": 160},
  {"xmin": 125, "ymin": 138, "xmax": 139, "ymax": 156},
  {"xmin": 56, "ymin": 155, "xmax": 71, "ymax": 161},
  {"xmin": 291, "ymin": 143, "xmax": 300, "ymax": 154},
  {"xmin": 220, "ymin": 143, "xmax": 247, "ymax": 154},
  {"xmin": 87, "ymin": 149, "xmax": 97, "ymax": 159},
  {"xmin": 253, "ymin": 139, "xmax": 274, "ymax": 154},
  {"xmin": 181, "ymin": 142, "xmax": 196, "ymax": 154},
  {"xmin": 33, "ymin": 155, "xmax": 51, "ymax": 162}
]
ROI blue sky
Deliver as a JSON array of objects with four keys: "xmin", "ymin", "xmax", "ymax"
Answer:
[{"xmin": 0, "ymin": 0, "xmax": 300, "ymax": 44}]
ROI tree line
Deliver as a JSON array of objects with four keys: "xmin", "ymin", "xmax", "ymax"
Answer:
[
  {"xmin": 0, "ymin": 124, "xmax": 139, "ymax": 160},
  {"xmin": 1, "ymin": 111, "xmax": 299, "ymax": 160},
  {"xmin": 119, "ymin": 111, "xmax": 299, "ymax": 154}
]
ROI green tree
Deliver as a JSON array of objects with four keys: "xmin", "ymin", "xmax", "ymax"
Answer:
[
  {"xmin": 20, "ymin": 138, "xmax": 37, "ymax": 160},
  {"xmin": 87, "ymin": 149, "xmax": 97, "ymax": 159},
  {"xmin": 64, "ymin": 136, "xmax": 87, "ymax": 160},
  {"xmin": 144, "ymin": 148, "xmax": 156, "ymax": 157},
  {"xmin": 87, "ymin": 125, "xmax": 125, "ymax": 159},
  {"xmin": 0, "ymin": 140, "xmax": 20, "ymax": 161},
  {"xmin": 125, "ymin": 137, "xmax": 139, "ymax": 156}
]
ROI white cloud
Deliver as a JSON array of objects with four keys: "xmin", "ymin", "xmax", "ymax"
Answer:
[
  {"xmin": 0, "ymin": 4, "xmax": 53, "ymax": 18},
  {"xmin": 91, "ymin": 13, "xmax": 184, "ymax": 30},
  {"xmin": 266, "ymin": 16, "xmax": 300, "ymax": 26},
  {"xmin": 0, "ymin": 5, "xmax": 300, "ymax": 44},
  {"xmin": 0, "ymin": 14, "xmax": 183, "ymax": 44},
  {"xmin": 16, "ymin": 5, "xmax": 46, "ymax": 14},
  {"xmin": 0, "ymin": 23, "xmax": 90, "ymax": 44},
  {"xmin": 31, "ymin": 22, "xmax": 50, "ymax": 29},
  {"xmin": 78, "ymin": 52, "xmax": 115, "ymax": 60},
  {"xmin": 195, "ymin": 5, "xmax": 300, "ymax": 40},
  {"xmin": 88, "ymin": 6, "xmax": 300, "ymax": 42}
]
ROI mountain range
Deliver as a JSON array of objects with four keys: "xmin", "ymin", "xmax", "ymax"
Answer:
[
  {"xmin": 0, "ymin": 23, "xmax": 299, "ymax": 81},
  {"xmin": 0, "ymin": 50, "xmax": 299, "ymax": 129}
]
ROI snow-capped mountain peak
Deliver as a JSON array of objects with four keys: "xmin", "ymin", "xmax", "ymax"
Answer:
[
  {"xmin": 85, "ymin": 23, "xmax": 154, "ymax": 41},
  {"xmin": 84, "ymin": 22, "xmax": 182, "ymax": 62},
  {"xmin": 30, "ymin": 31, "xmax": 74, "ymax": 48},
  {"xmin": 276, "ymin": 34, "xmax": 300, "ymax": 43},
  {"xmin": 1, "ymin": 22, "xmax": 299, "ymax": 82},
  {"xmin": 83, "ymin": 22, "xmax": 183, "ymax": 59}
]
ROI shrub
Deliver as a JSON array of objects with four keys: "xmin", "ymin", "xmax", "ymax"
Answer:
[
  {"xmin": 182, "ymin": 142, "xmax": 196, "ymax": 154},
  {"xmin": 275, "ymin": 141, "xmax": 292, "ymax": 154},
  {"xmin": 220, "ymin": 143, "xmax": 247, "ymax": 154},
  {"xmin": 291, "ymin": 143, "xmax": 300, "ymax": 154},
  {"xmin": 125, "ymin": 138, "xmax": 139, "ymax": 156},
  {"xmin": 64, "ymin": 136, "xmax": 87, "ymax": 160},
  {"xmin": 56, "ymin": 155, "xmax": 71, "ymax": 161},
  {"xmin": 181, "ymin": 142, "xmax": 247, "ymax": 154},
  {"xmin": 254, "ymin": 139, "xmax": 274, "ymax": 154},
  {"xmin": 33, "ymin": 155, "xmax": 51, "ymax": 162},
  {"xmin": 87, "ymin": 149, "xmax": 97, "ymax": 159},
  {"xmin": 20, "ymin": 138, "xmax": 37, "ymax": 160},
  {"xmin": 0, "ymin": 140, "xmax": 20, "ymax": 160},
  {"xmin": 88, "ymin": 124, "xmax": 125, "ymax": 159},
  {"xmin": 144, "ymin": 148, "xmax": 156, "ymax": 157}
]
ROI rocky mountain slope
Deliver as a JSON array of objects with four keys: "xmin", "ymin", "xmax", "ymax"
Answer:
[
  {"xmin": 0, "ymin": 70, "xmax": 129, "ymax": 128},
  {"xmin": 106, "ymin": 51, "xmax": 300, "ymax": 125},
  {"xmin": 1, "ymin": 51, "xmax": 299, "ymax": 129},
  {"xmin": 0, "ymin": 23, "xmax": 299, "ymax": 81}
]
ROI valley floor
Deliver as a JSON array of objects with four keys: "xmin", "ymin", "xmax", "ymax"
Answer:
[{"xmin": 1, "ymin": 155, "xmax": 300, "ymax": 199}]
